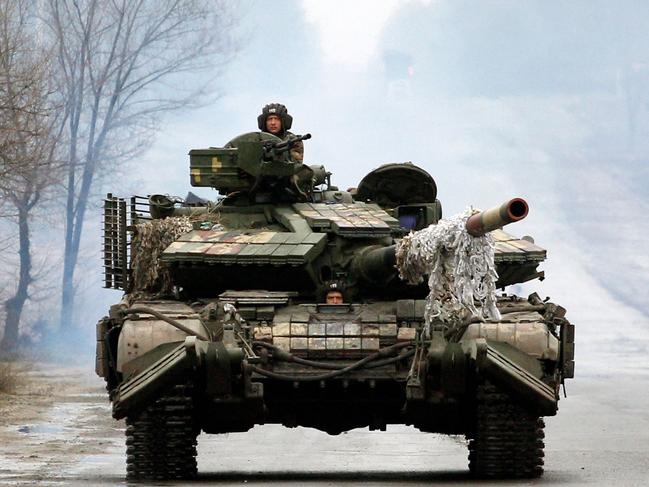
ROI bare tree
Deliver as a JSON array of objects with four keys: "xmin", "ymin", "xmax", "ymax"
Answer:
[
  {"xmin": 44, "ymin": 0, "xmax": 236, "ymax": 330},
  {"xmin": 0, "ymin": 0, "xmax": 62, "ymax": 350}
]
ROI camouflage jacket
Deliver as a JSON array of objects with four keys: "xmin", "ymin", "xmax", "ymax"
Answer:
[{"xmin": 282, "ymin": 131, "xmax": 304, "ymax": 163}]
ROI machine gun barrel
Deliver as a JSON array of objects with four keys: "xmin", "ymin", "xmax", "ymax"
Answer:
[
  {"xmin": 263, "ymin": 133, "xmax": 312, "ymax": 157},
  {"xmin": 465, "ymin": 197, "xmax": 528, "ymax": 237},
  {"xmin": 353, "ymin": 198, "xmax": 529, "ymax": 285}
]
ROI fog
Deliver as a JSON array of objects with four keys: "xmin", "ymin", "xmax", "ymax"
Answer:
[{"xmin": 12, "ymin": 1, "xmax": 648, "ymax": 372}]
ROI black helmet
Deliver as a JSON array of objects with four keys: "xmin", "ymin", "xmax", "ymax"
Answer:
[{"xmin": 257, "ymin": 103, "xmax": 293, "ymax": 132}]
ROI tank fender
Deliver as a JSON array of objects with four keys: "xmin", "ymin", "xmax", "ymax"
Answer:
[
  {"xmin": 116, "ymin": 311, "xmax": 207, "ymax": 373},
  {"xmin": 462, "ymin": 338, "xmax": 557, "ymax": 415},
  {"xmin": 112, "ymin": 336, "xmax": 245, "ymax": 419},
  {"xmin": 113, "ymin": 337, "xmax": 201, "ymax": 419},
  {"xmin": 461, "ymin": 321, "xmax": 558, "ymax": 360}
]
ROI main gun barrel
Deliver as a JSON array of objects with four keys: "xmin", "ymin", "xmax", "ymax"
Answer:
[
  {"xmin": 353, "ymin": 245, "xmax": 398, "ymax": 285},
  {"xmin": 465, "ymin": 198, "xmax": 528, "ymax": 237}
]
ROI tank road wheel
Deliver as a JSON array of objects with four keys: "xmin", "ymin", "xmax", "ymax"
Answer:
[
  {"xmin": 467, "ymin": 382, "xmax": 545, "ymax": 479},
  {"xmin": 125, "ymin": 385, "xmax": 199, "ymax": 481}
]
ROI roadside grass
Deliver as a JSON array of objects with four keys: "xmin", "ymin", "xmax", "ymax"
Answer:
[
  {"xmin": 0, "ymin": 361, "xmax": 18, "ymax": 393},
  {"xmin": 0, "ymin": 350, "xmax": 37, "ymax": 395}
]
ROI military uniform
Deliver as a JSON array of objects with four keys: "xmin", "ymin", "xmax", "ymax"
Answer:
[
  {"xmin": 258, "ymin": 103, "xmax": 304, "ymax": 163},
  {"xmin": 284, "ymin": 131, "xmax": 304, "ymax": 163}
]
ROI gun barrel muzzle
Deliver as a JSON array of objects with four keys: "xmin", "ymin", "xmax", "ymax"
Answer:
[{"xmin": 465, "ymin": 198, "xmax": 529, "ymax": 237}]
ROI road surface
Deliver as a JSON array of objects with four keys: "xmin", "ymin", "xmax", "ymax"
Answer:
[{"xmin": 0, "ymin": 362, "xmax": 648, "ymax": 486}]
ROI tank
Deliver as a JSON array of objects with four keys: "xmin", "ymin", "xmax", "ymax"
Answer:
[{"xmin": 96, "ymin": 131, "xmax": 575, "ymax": 480}]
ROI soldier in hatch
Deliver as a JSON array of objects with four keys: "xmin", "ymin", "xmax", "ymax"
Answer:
[
  {"xmin": 258, "ymin": 103, "xmax": 304, "ymax": 163},
  {"xmin": 322, "ymin": 280, "xmax": 347, "ymax": 304}
]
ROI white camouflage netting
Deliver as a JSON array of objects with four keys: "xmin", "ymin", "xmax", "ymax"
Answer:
[{"xmin": 395, "ymin": 208, "xmax": 501, "ymax": 335}]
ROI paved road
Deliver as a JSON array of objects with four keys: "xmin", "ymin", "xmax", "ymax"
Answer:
[{"xmin": 1, "ymin": 365, "xmax": 648, "ymax": 486}]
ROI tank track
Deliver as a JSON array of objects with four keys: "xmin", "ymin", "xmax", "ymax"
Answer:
[
  {"xmin": 467, "ymin": 382, "xmax": 545, "ymax": 478},
  {"xmin": 125, "ymin": 384, "xmax": 199, "ymax": 480}
]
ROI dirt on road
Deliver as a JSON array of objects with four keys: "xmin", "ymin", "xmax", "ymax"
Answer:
[{"xmin": 0, "ymin": 362, "xmax": 123, "ymax": 485}]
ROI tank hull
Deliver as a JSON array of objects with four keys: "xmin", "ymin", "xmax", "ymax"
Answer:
[{"xmin": 109, "ymin": 297, "xmax": 567, "ymax": 434}]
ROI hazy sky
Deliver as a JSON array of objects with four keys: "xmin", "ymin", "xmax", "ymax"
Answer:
[{"xmin": 82, "ymin": 0, "xmax": 649, "ymax": 370}]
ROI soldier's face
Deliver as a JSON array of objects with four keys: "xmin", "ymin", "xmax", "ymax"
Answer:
[
  {"xmin": 266, "ymin": 115, "xmax": 282, "ymax": 134},
  {"xmin": 326, "ymin": 291, "xmax": 344, "ymax": 304}
]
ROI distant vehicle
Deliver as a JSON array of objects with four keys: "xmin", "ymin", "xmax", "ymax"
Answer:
[{"xmin": 96, "ymin": 131, "xmax": 574, "ymax": 480}]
